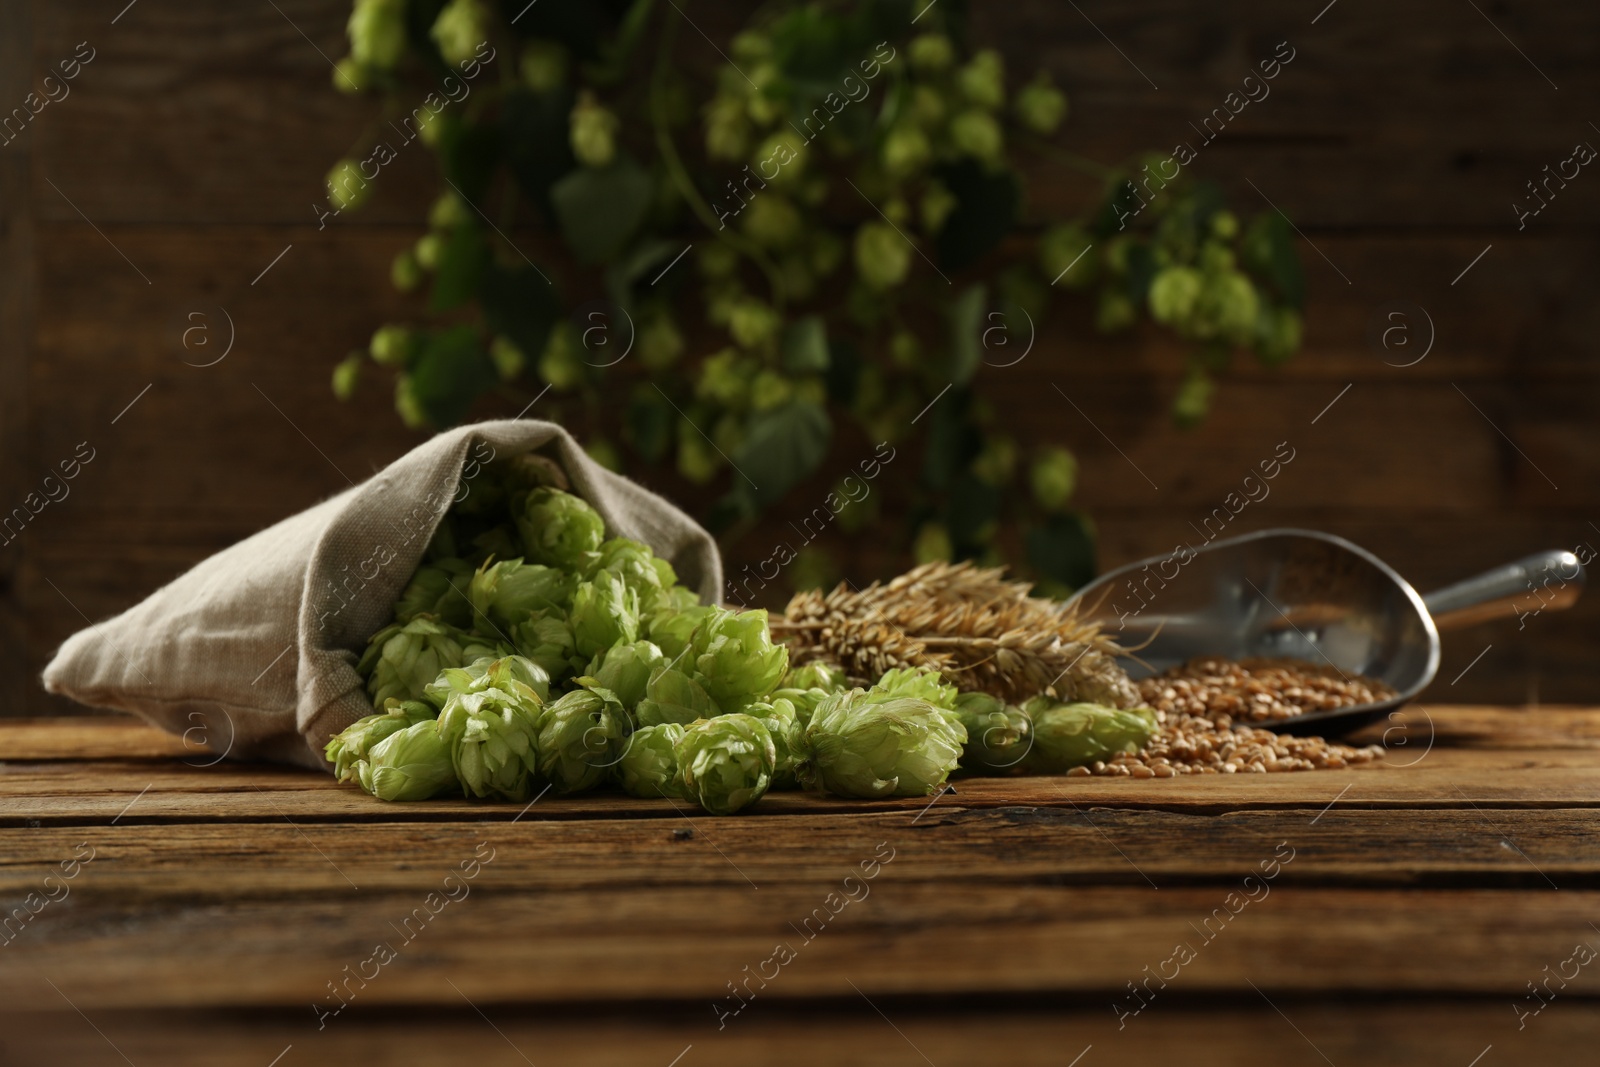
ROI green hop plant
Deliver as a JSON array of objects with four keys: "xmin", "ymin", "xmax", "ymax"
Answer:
[
  {"xmin": 537, "ymin": 687, "xmax": 628, "ymax": 793},
  {"xmin": 690, "ymin": 608, "xmax": 789, "ymax": 712},
  {"xmin": 510, "ymin": 612, "xmax": 577, "ymax": 681},
  {"xmin": 952, "ymin": 691, "xmax": 1032, "ymax": 772},
  {"xmin": 467, "ymin": 558, "xmax": 571, "ymax": 632},
  {"xmin": 1022, "ymin": 700, "xmax": 1156, "ymax": 773},
  {"xmin": 646, "ymin": 604, "xmax": 715, "ymax": 659},
  {"xmin": 326, "ymin": 159, "xmax": 371, "ymax": 212},
  {"xmin": 425, "ymin": 654, "xmax": 551, "ymax": 710},
  {"xmin": 436, "ymin": 678, "xmax": 546, "ymax": 801},
  {"xmin": 357, "ymin": 616, "xmax": 507, "ymax": 708},
  {"xmin": 1015, "ymin": 73, "xmax": 1067, "ymax": 133},
  {"xmin": 782, "ymin": 662, "xmax": 847, "ymax": 692},
  {"xmin": 568, "ymin": 571, "xmax": 642, "ymax": 658},
  {"xmin": 1030, "ymin": 447, "xmax": 1077, "ymax": 511},
  {"xmin": 634, "ymin": 666, "xmax": 721, "ymax": 727},
  {"xmin": 413, "ymin": 232, "xmax": 442, "ymax": 270},
  {"xmin": 742, "ymin": 195, "xmax": 802, "ymax": 249},
  {"xmin": 798, "ymin": 691, "xmax": 967, "ymax": 798},
  {"xmin": 515, "ymin": 487, "xmax": 606, "ymax": 569},
  {"xmin": 356, "ymin": 718, "xmax": 459, "ymax": 801},
  {"xmin": 854, "ymin": 222, "xmax": 912, "ymax": 290},
  {"xmin": 430, "ymin": 0, "xmax": 490, "ymax": 67},
  {"xmin": 520, "ymin": 39, "xmax": 568, "ymax": 93},
  {"xmin": 959, "ymin": 49, "xmax": 1006, "ymax": 107},
  {"xmin": 909, "ymin": 33, "xmax": 955, "ymax": 72},
  {"xmin": 369, "ymin": 324, "xmax": 413, "ymax": 367},
  {"xmin": 882, "ymin": 125, "xmax": 932, "ymax": 179},
  {"xmin": 390, "ymin": 248, "xmax": 423, "ymax": 291},
  {"xmin": 675, "ymin": 713, "xmax": 776, "ymax": 815},
  {"xmin": 325, "ymin": 699, "xmax": 438, "ymax": 783},
  {"xmin": 332, "ymin": 353, "xmax": 363, "ymax": 400},
  {"xmin": 746, "ymin": 696, "xmax": 801, "ymax": 788},
  {"xmin": 616, "ymin": 722, "xmax": 686, "ymax": 798},
  {"xmin": 1147, "ymin": 266, "xmax": 1203, "ymax": 329},
  {"xmin": 1192, "ymin": 271, "xmax": 1260, "ymax": 345},
  {"xmin": 346, "ymin": 0, "xmax": 407, "ymax": 71},
  {"xmin": 395, "ymin": 557, "xmax": 475, "ymax": 628},
  {"xmin": 570, "ymin": 91, "xmax": 619, "ymax": 168},
  {"xmin": 583, "ymin": 640, "xmax": 667, "ymax": 710},
  {"xmin": 949, "ymin": 108, "xmax": 1003, "ymax": 162}
]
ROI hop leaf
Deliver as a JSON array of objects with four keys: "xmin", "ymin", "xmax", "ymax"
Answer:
[
  {"xmin": 537, "ymin": 688, "xmax": 627, "ymax": 793},
  {"xmin": 436, "ymin": 682, "xmax": 546, "ymax": 801},
  {"xmin": 675, "ymin": 714, "xmax": 776, "ymax": 815},
  {"xmin": 326, "ymin": 699, "xmax": 437, "ymax": 783},
  {"xmin": 616, "ymin": 723, "xmax": 686, "ymax": 798},
  {"xmin": 357, "ymin": 617, "xmax": 508, "ymax": 708},
  {"xmin": 1022, "ymin": 699, "xmax": 1156, "ymax": 772},
  {"xmin": 515, "ymin": 487, "xmax": 606, "ymax": 569},
  {"xmin": 357, "ymin": 719, "xmax": 459, "ymax": 801},
  {"xmin": 797, "ymin": 691, "xmax": 967, "ymax": 798}
]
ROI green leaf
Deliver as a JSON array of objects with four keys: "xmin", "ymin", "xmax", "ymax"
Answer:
[
  {"xmin": 1026, "ymin": 512, "xmax": 1098, "ymax": 592},
  {"xmin": 782, "ymin": 316, "xmax": 830, "ymax": 374},
  {"xmin": 935, "ymin": 160, "xmax": 1020, "ymax": 273},
  {"xmin": 481, "ymin": 263, "xmax": 560, "ymax": 366},
  {"xmin": 503, "ymin": 87, "xmax": 578, "ymax": 218},
  {"xmin": 734, "ymin": 399, "xmax": 832, "ymax": 507},
  {"xmin": 1243, "ymin": 212, "xmax": 1306, "ymax": 310},
  {"xmin": 605, "ymin": 239, "xmax": 681, "ymax": 313},
  {"xmin": 410, "ymin": 326, "xmax": 497, "ymax": 426},
  {"xmin": 429, "ymin": 223, "xmax": 490, "ymax": 312},
  {"xmin": 946, "ymin": 284, "xmax": 986, "ymax": 386},
  {"xmin": 550, "ymin": 158, "xmax": 654, "ymax": 263}
]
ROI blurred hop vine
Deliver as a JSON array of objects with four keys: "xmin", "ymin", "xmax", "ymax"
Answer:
[{"xmin": 327, "ymin": 0, "xmax": 1306, "ymax": 599}]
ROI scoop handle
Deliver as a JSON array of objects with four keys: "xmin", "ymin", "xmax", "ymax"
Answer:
[{"xmin": 1422, "ymin": 550, "xmax": 1585, "ymax": 631}]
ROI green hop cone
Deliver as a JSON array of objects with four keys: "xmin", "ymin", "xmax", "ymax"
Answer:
[
  {"xmin": 1173, "ymin": 365, "xmax": 1214, "ymax": 428},
  {"xmin": 1030, "ymin": 447, "xmax": 1078, "ymax": 511},
  {"xmin": 357, "ymin": 719, "xmax": 459, "ymax": 801},
  {"xmin": 357, "ymin": 617, "xmax": 507, "ymax": 708},
  {"xmin": 798, "ymin": 692, "xmax": 967, "ymax": 798},
  {"xmin": 1022, "ymin": 699, "xmax": 1157, "ymax": 773},
  {"xmin": 865, "ymin": 667, "xmax": 958, "ymax": 712},
  {"xmin": 326, "ymin": 699, "xmax": 438, "ymax": 783},
  {"xmin": 675, "ymin": 714, "xmax": 776, "ymax": 815},
  {"xmin": 646, "ymin": 604, "xmax": 715, "ymax": 659},
  {"xmin": 395, "ymin": 558, "xmax": 475, "ymax": 628},
  {"xmin": 742, "ymin": 195, "xmax": 802, "ymax": 249},
  {"xmin": 959, "ymin": 50, "xmax": 1006, "ymax": 108},
  {"xmin": 332, "ymin": 353, "xmax": 363, "ymax": 401},
  {"xmin": 783, "ymin": 662, "xmax": 847, "ymax": 692},
  {"xmin": 909, "ymin": 33, "xmax": 954, "ymax": 73},
  {"xmin": 569, "ymin": 572, "xmax": 642, "ymax": 659},
  {"xmin": 369, "ymin": 324, "xmax": 413, "ymax": 367},
  {"xmin": 746, "ymin": 696, "xmax": 801, "ymax": 788},
  {"xmin": 768, "ymin": 686, "xmax": 833, "ymax": 729},
  {"xmin": 333, "ymin": 56, "xmax": 373, "ymax": 94},
  {"xmin": 391, "ymin": 249, "xmax": 424, "ymax": 291},
  {"xmin": 583, "ymin": 640, "xmax": 667, "ymax": 710},
  {"xmin": 691, "ymin": 608, "xmax": 788, "ymax": 712},
  {"xmin": 616, "ymin": 722, "xmax": 686, "ymax": 798},
  {"xmin": 952, "ymin": 691, "xmax": 1033, "ymax": 772},
  {"xmin": 413, "ymin": 233, "xmax": 442, "ymax": 270},
  {"xmin": 1015, "ymin": 73, "xmax": 1068, "ymax": 133},
  {"xmin": 510, "ymin": 612, "xmax": 577, "ymax": 682},
  {"xmin": 949, "ymin": 109, "xmax": 1003, "ymax": 163},
  {"xmin": 520, "ymin": 39, "xmax": 568, "ymax": 93},
  {"xmin": 537, "ymin": 688, "xmax": 628, "ymax": 794},
  {"xmin": 326, "ymin": 159, "xmax": 371, "ymax": 213},
  {"xmin": 638, "ymin": 313, "xmax": 686, "ymax": 370},
  {"xmin": 635, "ymin": 667, "xmax": 721, "ymax": 727},
  {"xmin": 430, "ymin": 0, "xmax": 490, "ymax": 67},
  {"xmin": 570, "ymin": 91, "xmax": 619, "ymax": 168},
  {"xmin": 1148, "ymin": 266, "xmax": 1204, "ymax": 329},
  {"xmin": 586, "ymin": 537, "xmax": 674, "ymax": 604},
  {"xmin": 854, "ymin": 222, "xmax": 912, "ymax": 290},
  {"xmin": 882, "ymin": 125, "xmax": 932, "ymax": 180},
  {"xmin": 347, "ymin": 0, "xmax": 407, "ymax": 70},
  {"xmin": 425, "ymin": 654, "xmax": 551, "ymax": 710},
  {"xmin": 468, "ymin": 558, "xmax": 572, "ymax": 632},
  {"xmin": 515, "ymin": 487, "xmax": 606, "ymax": 569},
  {"xmin": 1193, "ymin": 271, "xmax": 1260, "ymax": 345},
  {"xmin": 436, "ymin": 683, "xmax": 545, "ymax": 801}
]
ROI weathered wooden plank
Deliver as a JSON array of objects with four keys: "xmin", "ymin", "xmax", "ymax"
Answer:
[
  {"xmin": 2, "ymin": 881, "xmax": 1598, "ymax": 1010},
  {"xmin": 7, "ymin": 999, "xmax": 1597, "ymax": 1067}
]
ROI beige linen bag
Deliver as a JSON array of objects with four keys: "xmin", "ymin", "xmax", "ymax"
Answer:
[{"xmin": 42, "ymin": 420, "xmax": 723, "ymax": 770}]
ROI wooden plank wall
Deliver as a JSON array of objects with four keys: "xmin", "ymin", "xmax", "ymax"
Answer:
[{"xmin": 3, "ymin": 0, "xmax": 1596, "ymax": 713}]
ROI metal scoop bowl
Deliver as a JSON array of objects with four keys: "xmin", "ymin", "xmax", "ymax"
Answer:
[{"xmin": 1069, "ymin": 529, "xmax": 1585, "ymax": 736}]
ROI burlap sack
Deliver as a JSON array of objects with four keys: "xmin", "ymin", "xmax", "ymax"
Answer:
[{"xmin": 42, "ymin": 420, "xmax": 723, "ymax": 771}]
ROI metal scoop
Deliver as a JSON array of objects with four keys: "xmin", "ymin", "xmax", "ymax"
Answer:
[{"xmin": 1069, "ymin": 528, "xmax": 1585, "ymax": 735}]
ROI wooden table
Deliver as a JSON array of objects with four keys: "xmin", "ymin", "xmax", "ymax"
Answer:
[{"xmin": 3, "ymin": 707, "xmax": 1598, "ymax": 1065}]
